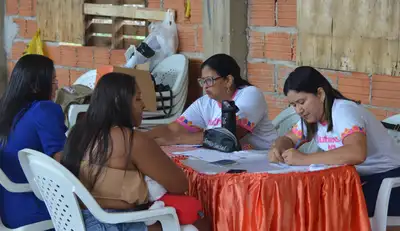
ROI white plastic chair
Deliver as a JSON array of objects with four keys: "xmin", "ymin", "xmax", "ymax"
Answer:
[
  {"xmin": 0, "ymin": 169, "xmax": 54, "ymax": 231},
  {"xmin": 72, "ymin": 70, "xmax": 96, "ymax": 89},
  {"xmin": 271, "ymin": 107, "xmax": 320, "ymax": 153},
  {"xmin": 369, "ymin": 114, "xmax": 400, "ymax": 231},
  {"xmin": 142, "ymin": 54, "xmax": 189, "ymax": 124},
  {"xmin": 18, "ymin": 149, "xmax": 180, "ymax": 231},
  {"xmin": 141, "ymin": 85, "xmax": 188, "ymax": 127},
  {"xmin": 67, "ymin": 104, "xmax": 89, "ymax": 129}
]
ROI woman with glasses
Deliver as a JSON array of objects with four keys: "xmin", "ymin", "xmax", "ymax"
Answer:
[
  {"xmin": 0, "ymin": 54, "xmax": 67, "ymax": 229},
  {"xmin": 147, "ymin": 53, "xmax": 277, "ymax": 150}
]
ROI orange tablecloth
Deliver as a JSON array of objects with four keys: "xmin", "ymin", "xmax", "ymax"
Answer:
[{"xmin": 164, "ymin": 147, "xmax": 371, "ymax": 231}]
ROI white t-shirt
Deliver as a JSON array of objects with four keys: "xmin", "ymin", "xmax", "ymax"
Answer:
[
  {"xmin": 176, "ymin": 86, "xmax": 278, "ymax": 150},
  {"xmin": 291, "ymin": 99, "xmax": 400, "ymax": 175}
]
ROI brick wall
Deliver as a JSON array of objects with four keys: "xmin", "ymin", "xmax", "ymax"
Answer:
[
  {"xmin": 6, "ymin": 0, "xmax": 400, "ymax": 120},
  {"xmin": 247, "ymin": 0, "xmax": 400, "ymax": 120},
  {"xmin": 5, "ymin": 0, "xmax": 203, "ymax": 106}
]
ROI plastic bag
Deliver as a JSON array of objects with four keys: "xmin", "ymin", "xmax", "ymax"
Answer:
[
  {"xmin": 124, "ymin": 9, "xmax": 178, "ymax": 71},
  {"xmin": 23, "ymin": 30, "xmax": 45, "ymax": 56}
]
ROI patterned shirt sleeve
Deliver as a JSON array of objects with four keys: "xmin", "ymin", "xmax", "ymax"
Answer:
[
  {"xmin": 333, "ymin": 103, "xmax": 366, "ymax": 140},
  {"xmin": 175, "ymin": 98, "xmax": 206, "ymax": 132},
  {"xmin": 235, "ymin": 86, "xmax": 268, "ymax": 132}
]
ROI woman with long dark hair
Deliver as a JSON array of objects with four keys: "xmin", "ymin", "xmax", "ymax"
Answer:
[
  {"xmin": 147, "ymin": 53, "xmax": 277, "ymax": 150},
  {"xmin": 61, "ymin": 72, "xmax": 210, "ymax": 231},
  {"xmin": 0, "ymin": 54, "xmax": 67, "ymax": 228},
  {"xmin": 269, "ymin": 66, "xmax": 400, "ymax": 217}
]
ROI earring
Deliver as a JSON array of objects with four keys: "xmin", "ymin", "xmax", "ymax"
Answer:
[{"xmin": 226, "ymin": 88, "xmax": 231, "ymax": 94}]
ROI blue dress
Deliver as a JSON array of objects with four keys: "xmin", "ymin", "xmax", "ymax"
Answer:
[{"xmin": 0, "ymin": 100, "xmax": 67, "ymax": 229}]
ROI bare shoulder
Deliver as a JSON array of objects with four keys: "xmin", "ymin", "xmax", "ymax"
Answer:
[{"xmin": 132, "ymin": 129, "xmax": 154, "ymax": 144}]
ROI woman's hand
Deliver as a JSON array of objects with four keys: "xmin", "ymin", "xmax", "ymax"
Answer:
[
  {"xmin": 268, "ymin": 147, "xmax": 284, "ymax": 163},
  {"xmin": 281, "ymin": 148, "xmax": 307, "ymax": 165}
]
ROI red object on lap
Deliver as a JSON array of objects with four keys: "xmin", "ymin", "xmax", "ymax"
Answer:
[{"xmin": 158, "ymin": 194, "xmax": 204, "ymax": 225}]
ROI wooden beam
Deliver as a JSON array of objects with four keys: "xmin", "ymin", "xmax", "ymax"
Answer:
[
  {"xmin": 111, "ymin": 0, "xmax": 124, "ymax": 49},
  {"xmin": 202, "ymin": 0, "xmax": 248, "ymax": 77},
  {"xmin": 83, "ymin": 3, "xmax": 172, "ymax": 21},
  {"xmin": 0, "ymin": 2, "xmax": 7, "ymax": 94}
]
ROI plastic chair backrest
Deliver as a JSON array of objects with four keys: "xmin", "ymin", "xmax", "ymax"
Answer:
[
  {"xmin": 382, "ymin": 114, "xmax": 400, "ymax": 145},
  {"xmin": 73, "ymin": 70, "xmax": 97, "ymax": 89},
  {"xmin": 18, "ymin": 149, "xmax": 181, "ymax": 231},
  {"xmin": 0, "ymin": 168, "xmax": 54, "ymax": 230},
  {"xmin": 18, "ymin": 149, "xmax": 94, "ymax": 231},
  {"xmin": 272, "ymin": 107, "xmax": 320, "ymax": 153},
  {"xmin": 272, "ymin": 107, "xmax": 300, "ymax": 137},
  {"xmin": 67, "ymin": 104, "xmax": 89, "ymax": 129},
  {"xmin": 151, "ymin": 54, "xmax": 188, "ymax": 94}
]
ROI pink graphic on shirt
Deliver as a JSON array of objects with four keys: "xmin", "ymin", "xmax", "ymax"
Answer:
[
  {"xmin": 208, "ymin": 118, "xmax": 221, "ymax": 126},
  {"xmin": 327, "ymin": 144, "xmax": 337, "ymax": 150},
  {"xmin": 340, "ymin": 126, "xmax": 366, "ymax": 140},
  {"xmin": 207, "ymin": 116, "xmax": 255, "ymax": 132},
  {"xmin": 317, "ymin": 136, "xmax": 341, "ymax": 143},
  {"xmin": 176, "ymin": 116, "xmax": 202, "ymax": 132}
]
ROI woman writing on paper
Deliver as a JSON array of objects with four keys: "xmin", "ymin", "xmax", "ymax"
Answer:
[
  {"xmin": 268, "ymin": 66, "xmax": 400, "ymax": 217},
  {"xmin": 147, "ymin": 53, "xmax": 278, "ymax": 150}
]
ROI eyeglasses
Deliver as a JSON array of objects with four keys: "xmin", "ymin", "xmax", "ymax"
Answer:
[{"xmin": 197, "ymin": 76, "xmax": 222, "ymax": 87}]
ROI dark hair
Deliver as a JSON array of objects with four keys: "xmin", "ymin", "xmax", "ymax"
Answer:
[
  {"xmin": 201, "ymin": 53, "xmax": 251, "ymax": 89},
  {"xmin": 61, "ymin": 72, "xmax": 138, "ymax": 189},
  {"xmin": 283, "ymin": 66, "xmax": 359, "ymax": 141},
  {"xmin": 0, "ymin": 54, "xmax": 55, "ymax": 147}
]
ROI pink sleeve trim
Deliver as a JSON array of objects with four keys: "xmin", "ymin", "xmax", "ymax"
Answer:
[
  {"xmin": 340, "ymin": 126, "xmax": 366, "ymax": 140},
  {"xmin": 236, "ymin": 116, "xmax": 255, "ymax": 133},
  {"xmin": 176, "ymin": 116, "xmax": 202, "ymax": 133}
]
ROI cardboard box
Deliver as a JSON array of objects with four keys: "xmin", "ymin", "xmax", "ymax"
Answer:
[{"xmin": 96, "ymin": 65, "xmax": 157, "ymax": 112}]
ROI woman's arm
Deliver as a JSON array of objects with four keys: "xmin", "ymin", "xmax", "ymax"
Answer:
[
  {"xmin": 273, "ymin": 132, "xmax": 299, "ymax": 152},
  {"xmin": 282, "ymin": 133, "xmax": 367, "ymax": 165},
  {"xmin": 132, "ymin": 130, "xmax": 188, "ymax": 194},
  {"xmin": 153, "ymin": 123, "xmax": 250, "ymax": 146}
]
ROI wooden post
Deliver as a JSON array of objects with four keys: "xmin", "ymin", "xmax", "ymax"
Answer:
[
  {"xmin": 111, "ymin": 0, "xmax": 124, "ymax": 49},
  {"xmin": 0, "ymin": 2, "xmax": 7, "ymax": 94},
  {"xmin": 202, "ymin": 0, "xmax": 248, "ymax": 77}
]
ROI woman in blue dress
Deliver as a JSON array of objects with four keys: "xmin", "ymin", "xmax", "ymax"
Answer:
[{"xmin": 0, "ymin": 54, "xmax": 67, "ymax": 229}]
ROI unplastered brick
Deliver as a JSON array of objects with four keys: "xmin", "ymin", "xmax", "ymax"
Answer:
[
  {"xmin": 6, "ymin": 0, "xmax": 19, "ymax": 15},
  {"xmin": 277, "ymin": 0, "xmax": 297, "ymax": 27},
  {"xmin": 248, "ymin": 31, "xmax": 265, "ymax": 59},
  {"xmin": 247, "ymin": 63, "xmax": 274, "ymax": 92},
  {"xmin": 177, "ymin": 25, "xmax": 198, "ymax": 52},
  {"xmin": 265, "ymin": 32, "xmax": 294, "ymax": 61},
  {"xmin": 249, "ymin": 0, "xmax": 275, "ymax": 27},
  {"xmin": 19, "ymin": 0, "xmax": 36, "ymax": 17},
  {"xmin": 60, "ymin": 46, "xmax": 78, "ymax": 67}
]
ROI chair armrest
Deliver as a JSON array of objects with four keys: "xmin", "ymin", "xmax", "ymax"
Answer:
[
  {"xmin": 13, "ymin": 220, "xmax": 54, "ymax": 231},
  {"xmin": 90, "ymin": 206, "xmax": 179, "ymax": 225},
  {"xmin": 371, "ymin": 177, "xmax": 400, "ymax": 230},
  {"xmin": 0, "ymin": 170, "xmax": 31, "ymax": 193}
]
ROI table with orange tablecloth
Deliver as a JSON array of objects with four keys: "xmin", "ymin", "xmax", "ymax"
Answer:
[{"xmin": 163, "ymin": 147, "xmax": 371, "ymax": 231}]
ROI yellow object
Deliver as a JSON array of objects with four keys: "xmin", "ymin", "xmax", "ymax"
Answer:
[
  {"xmin": 185, "ymin": 0, "xmax": 191, "ymax": 18},
  {"xmin": 23, "ymin": 30, "xmax": 45, "ymax": 56}
]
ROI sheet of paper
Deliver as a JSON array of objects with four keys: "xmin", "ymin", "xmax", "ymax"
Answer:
[
  {"xmin": 172, "ymin": 148, "xmax": 267, "ymax": 162},
  {"xmin": 172, "ymin": 148, "xmax": 243, "ymax": 162}
]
